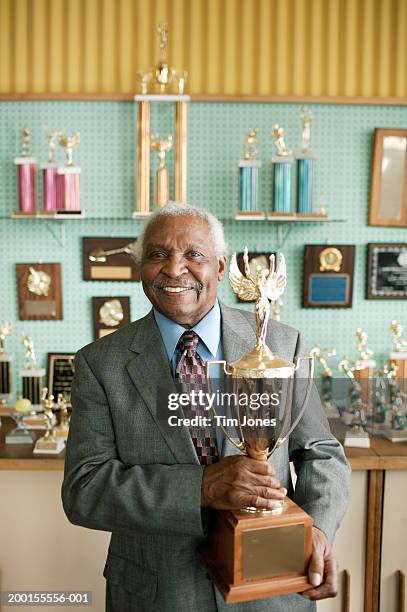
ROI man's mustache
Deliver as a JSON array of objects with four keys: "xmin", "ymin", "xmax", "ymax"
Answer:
[{"xmin": 151, "ymin": 278, "xmax": 204, "ymax": 294}]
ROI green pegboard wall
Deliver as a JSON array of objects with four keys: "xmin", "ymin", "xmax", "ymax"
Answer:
[{"xmin": 0, "ymin": 100, "xmax": 406, "ymax": 394}]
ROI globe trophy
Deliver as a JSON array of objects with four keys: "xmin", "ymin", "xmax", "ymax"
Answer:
[{"xmin": 201, "ymin": 247, "xmax": 314, "ymax": 603}]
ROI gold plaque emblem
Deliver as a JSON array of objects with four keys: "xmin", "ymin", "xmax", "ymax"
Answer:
[{"xmin": 319, "ymin": 247, "xmax": 343, "ymax": 272}]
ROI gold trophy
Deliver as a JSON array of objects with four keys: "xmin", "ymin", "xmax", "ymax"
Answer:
[
  {"xmin": 310, "ymin": 346, "xmax": 340, "ymax": 418},
  {"xmin": 390, "ymin": 321, "xmax": 407, "ymax": 398},
  {"xmin": 201, "ymin": 247, "xmax": 314, "ymax": 603},
  {"xmin": 54, "ymin": 393, "xmax": 70, "ymax": 439},
  {"xmin": 5, "ymin": 392, "xmax": 36, "ymax": 444},
  {"xmin": 338, "ymin": 358, "xmax": 370, "ymax": 448},
  {"xmin": 353, "ymin": 328, "xmax": 376, "ymax": 408},
  {"xmin": 33, "ymin": 388, "xmax": 65, "ymax": 454},
  {"xmin": 151, "ymin": 134, "xmax": 173, "ymax": 207},
  {"xmin": 0, "ymin": 321, "xmax": 14, "ymax": 402},
  {"xmin": 57, "ymin": 133, "xmax": 81, "ymax": 213}
]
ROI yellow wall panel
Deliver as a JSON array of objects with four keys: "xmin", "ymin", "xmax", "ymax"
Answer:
[{"xmin": 1, "ymin": 0, "xmax": 406, "ymax": 98}]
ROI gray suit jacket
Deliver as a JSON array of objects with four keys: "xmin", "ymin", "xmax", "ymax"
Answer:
[{"xmin": 62, "ymin": 303, "xmax": 350, "ymax": 612}]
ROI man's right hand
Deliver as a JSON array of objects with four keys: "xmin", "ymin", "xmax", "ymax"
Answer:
[{"xmin": 201, "ymin": 456, "xmax": 286, "ymax": 511}]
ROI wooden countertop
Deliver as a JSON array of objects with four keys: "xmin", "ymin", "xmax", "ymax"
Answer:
[{"xmin": 0, "ymin": 416, "xmax": 407, "ymax": 471}]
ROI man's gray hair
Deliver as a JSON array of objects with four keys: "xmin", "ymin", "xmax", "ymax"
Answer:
[{"xmin": 134, "ymin": 202, "xmax": 228, "ymax": 262}]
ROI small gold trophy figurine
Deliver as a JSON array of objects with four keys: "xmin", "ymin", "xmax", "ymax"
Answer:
[
  {"xmin": 201, "ymin": 247, "xmax": 315, "ymax": 602},
  {"xmin": 54, "ymin": 393, "xmax": 70, "ymax": 439},
  {"xmin": 242, "ymin": 128, "xmax": 259, "ymax": 160},
  {"xmin": 271, "ymin": 124, "xmax": 292, "ymax": 157},
  {"xmin": 151, "ymin": 134, "xmax": 173, "ymax": 207},
  {"xmin": 138, "ymin": 23, "xmax": 188, "ymax": 94},
  {"xmin": 0, "ymin": 321, "xmax": 14, "ymax": 401},
  {"xmin": 33, "ymin": 388, "xmax": 65, "ymax": 454},
  {"xmin": 46, "ymin": 131, "xmax": 59, "ymax": 164},
  {"xmin": 300, "ymin": 107, "xmax": 312, "ymax": 154},
  {"xmin": 19, "ymin": 335, "xmax": 45, "ymax": 409},
  {"xmin": 59, "ymin": 133, "xmax": 80, "ymax": 167}
]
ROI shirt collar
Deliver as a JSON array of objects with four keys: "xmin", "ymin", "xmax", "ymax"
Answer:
[{"xmin": 153, "ymin": 299, "xmax": 221, "ymax": 361}]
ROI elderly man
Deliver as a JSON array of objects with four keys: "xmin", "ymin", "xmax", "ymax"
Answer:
[{"xmin": 62, "ymin": 202, "xmax": 350, "ymax": 612}]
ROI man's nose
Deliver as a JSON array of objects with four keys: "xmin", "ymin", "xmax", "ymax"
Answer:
[{"xmin": 161, "ymin": 255, "xmax": 188, "ymax": 278}]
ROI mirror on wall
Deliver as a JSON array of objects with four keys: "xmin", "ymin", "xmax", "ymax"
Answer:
[{"xmin": 368, "ymin": 128, "xmax": 407, "ymax": 227}]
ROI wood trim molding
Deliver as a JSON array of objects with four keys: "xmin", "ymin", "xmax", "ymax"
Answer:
[
  {"xmin": 343, "ymin": 570, "xmax": 351, "ymax": 612},
  {"xmin": 364, "ymin": 470, "xmax": 384, "ymax": 612},
  {"xmin": 399, "ymin": 570, "xmax": 406, "ymax": 612},
  {"xmin": 0, "ymin": 93, "xmax": 406, "ymax": 106}
]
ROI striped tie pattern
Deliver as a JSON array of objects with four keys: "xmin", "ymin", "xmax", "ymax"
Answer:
[{"xmin": 175, "ymin": 331, "xmax": 218, "ymax": 465}]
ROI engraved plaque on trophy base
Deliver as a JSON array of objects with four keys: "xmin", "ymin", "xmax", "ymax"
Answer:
[
  {"xmin": 200, "ymin": 499, "xmax": 313, "ymax": 603},
  {"xmin": 33, "ymin": 436, "xmax": 65, "ymax": 454}
]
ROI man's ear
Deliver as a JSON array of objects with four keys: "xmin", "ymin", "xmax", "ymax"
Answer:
[{"xmin": 218, "ymin": 257, "xmax": 227, "ymax": 281}]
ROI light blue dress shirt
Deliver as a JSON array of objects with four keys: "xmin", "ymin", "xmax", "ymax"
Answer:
[{"xmin": 153, "ymin": 299, "xmax": 224, "ymax": 453}]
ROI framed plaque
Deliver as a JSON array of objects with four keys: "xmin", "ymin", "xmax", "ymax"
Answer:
[
  {"xmin": 236, "ymin": 252, "xmax": 275, "ymax": 302},
  {"xmin": 47, "ymin": 353, "xmax": 75, "ymax": 402},
  {"xmin": 92, "ymin": 297, "xmax": 130, "ymax": 340},
  {"xmin": 367, "ymin": 243, "xmax": 407, "ymax": 299},
  {"xmin": 303, "ymin": 245, "xmax": 355, "ymax": 308},
  {"xmin": 16, "ymin": 263, "xmax": 63, "ymax": 320},
  {"xmin": 83, "ymin": 237, "xmax": 140, "ymax": 281}
]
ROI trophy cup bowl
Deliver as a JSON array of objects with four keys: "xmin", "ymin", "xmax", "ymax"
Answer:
[{"xmin": 199, "ymin": 248, "xmax": 315, "ymax": 603}]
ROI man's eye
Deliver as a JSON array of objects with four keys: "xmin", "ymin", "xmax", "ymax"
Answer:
[
  {"xmin": 148, "ymin": 251, "xmax": 167, "ymax": 259},
  {"xmin": 187, "ymin": 251, "xmax": 202, "ymax": 258}
]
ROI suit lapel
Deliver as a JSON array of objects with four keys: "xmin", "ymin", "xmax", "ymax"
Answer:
[{"xmin": 126, "ymin": 311, "xmax": 199, "ymax": 464}]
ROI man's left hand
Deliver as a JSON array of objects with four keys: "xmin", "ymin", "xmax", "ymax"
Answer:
[{"xmin": 301, "ymin": 526, "xmax": 338, "ymax": 601}]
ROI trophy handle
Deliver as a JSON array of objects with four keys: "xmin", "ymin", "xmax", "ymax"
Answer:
[
  {"xmin": 275, "ymin": 356, "xmax": 314, "ymax": 449},
  {"xmin": 205, "ymin": 361, "xmax": 246, "ymax": 454}
]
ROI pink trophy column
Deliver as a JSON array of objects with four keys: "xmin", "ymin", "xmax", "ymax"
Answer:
[
  {"xmin": 56, "ymin": 133, "xmax": 81, "ymax": 215},
  {"xmin": 14, "ymin": 128, "xmax": 37, "ymax": 215}
]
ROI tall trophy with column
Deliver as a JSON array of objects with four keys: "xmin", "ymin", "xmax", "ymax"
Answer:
[
  {"xmin": 14, "ymin": 128, "xmax": 37, "ymax": 216},
  {"xmin": 41, "ymin": 131, "xmax": 60, "ymax": 214},
  {"xmin": 0, "ymin": 321, "xmax": 14, "ymax": 403},
  {"xmin": 19, "ymin": 335, "xmax": 45, "ymax": 410},
  {"xmin": 310, "ymin": 346, "xmax": 340, "ymax": 418},
  {"xmin": 270, "ymin": 125, "xmax": 294, "ymax": 215},
  {"xmin": 352, "ymin": 328, "xmax": 376, "ymax": 410},
  {"xmin": 296, "ymin": 108, "xmax": 316, "ymax": 216},
  {"xmin": 390, "ymin": 321, "xmax": 407, "ymax": 399},
  {"xmin": 57, "ymin": 133, "xmax": 81, "ymax": 214},
  {"xmin": 236, "ymin": 129, "xmax": 264, "ymax": 219},
  {"xmin": 201, "ymin": 246, "xmax": 315, "ymax": 603}
]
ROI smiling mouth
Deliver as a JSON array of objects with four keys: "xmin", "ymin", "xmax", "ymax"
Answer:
[{"xmin": 161, "ymin": 286, "xmax": 191, "ymax": 293}]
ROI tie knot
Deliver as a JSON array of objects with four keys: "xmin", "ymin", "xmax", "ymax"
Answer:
[{"xmin": 178, "ymin": 331, "xmax": 199, "ymax": 354}]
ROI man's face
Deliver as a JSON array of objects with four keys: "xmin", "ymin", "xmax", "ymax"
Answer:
[{"xmin": 140, "ymin": 215, "xmax": 226, "ymax": 327}]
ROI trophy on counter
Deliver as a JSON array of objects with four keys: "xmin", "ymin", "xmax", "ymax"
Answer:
[
  {"xmin": 0, "ymin": 321, "xmax": 14, "ymax": 402},
  {"xmin": 5, "ymin": 392, "xmax": 36, "ymax": 444},
  {"xmin": 200, "ymin": 246, "xmax": 315, "ymax": 603},
  {"xmin": 338, "ymin": 358, "xmax": 370, "ymax": 448},
  {"xmin": 310, "ymin": 346, "xmax": 340, "ymax": 418},
  {"xmin": 41, "ymin": 131, "xmax": 60, "ymax": 214},
  {"xmin": 390, "ymin": 320, "xmax": 407, "ymax": 397},
  {"xmin": 236, "ymin": 129, "xmax": 264, "ymax": 220},
  {"xmin": 380, "ymin": 362, "xmax": 407, "ymax": 442},
  {"xmin": 19, "ymin": 335, "xmax": 45, "ymax": 410},
  {"xmin": 296, "ymin": 108, "xmax": 316, "ymax": 215},
  {"xmin": 353, "ymin": 328, "xmax": 376, "ymax": 408},
  {"xmin": 14, "ymin": 128, "xmax": 37, "ymax": 215},
  {"xmin": 53, "ymin": 393, "xmax": 70, "ymax": 439},
  {"xmin": 151, "ymin": 134, "xmax": 173, "ymax": 207},
  {"xmin": 56, "ymin": 133, "xmax": 81, "ymax": 214},
  {"xmin": 33, "ymin": 388, "xmax": 65, "ymax": 454},
  {"xmin": 270, "ymin": 125, "xmax": 294, "ymax": 214}
]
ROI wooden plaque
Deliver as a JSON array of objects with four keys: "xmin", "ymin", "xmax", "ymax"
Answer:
[
  {"xmin": 200, "ymin": 498, "xmax": 313, "ymax": 603},
  {"xmin": 303, "ymin": 245, "xmax": 355, "ymax": 308},
  {"xmin": 16, "ymin": 263, "xmax": 63, "ymax": 320},
  {"xmin": 83, "ymin": 237, "xmax": 140, "ymax": 281},
  {"xmin": 92, "ymin": 296, "xmax": 130, "ymax": 340}
]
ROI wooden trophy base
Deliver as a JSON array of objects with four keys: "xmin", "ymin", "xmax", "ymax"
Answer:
[{"xmin": 200, "ymin": 498, "xmax": 313, "ymax": 604}]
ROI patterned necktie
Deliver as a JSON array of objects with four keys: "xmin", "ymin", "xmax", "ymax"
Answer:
[{"xmin": 175, "ymin": 331, "xmax": 218, "ymax": 465}]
